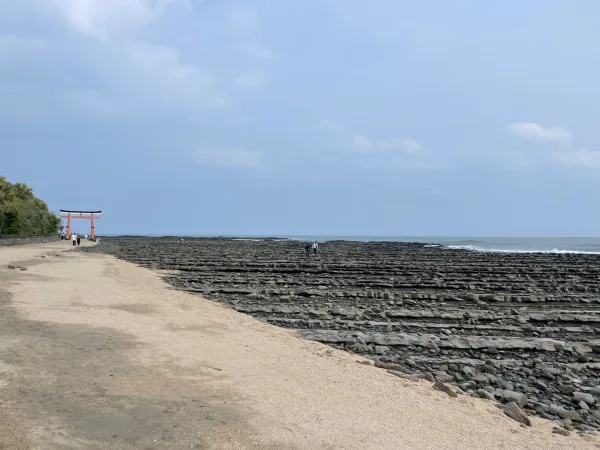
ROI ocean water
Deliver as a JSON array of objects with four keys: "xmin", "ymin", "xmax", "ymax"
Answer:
[
  {"xmin": 276, "ymin": 236, "xmax": 600, "ymax": 254},
  {"xmin": 105, "ymin": 234, "xmax": 600, "ymax": 254}
]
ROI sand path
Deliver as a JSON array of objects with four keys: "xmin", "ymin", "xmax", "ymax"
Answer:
[{"xmin": 0, "ymin": 242, "xmax": 596, "ymax": 449}]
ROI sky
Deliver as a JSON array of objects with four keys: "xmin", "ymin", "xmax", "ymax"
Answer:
[{"xmin": 1, "ymin": 0, "xmax": 599, "ymax": 237}]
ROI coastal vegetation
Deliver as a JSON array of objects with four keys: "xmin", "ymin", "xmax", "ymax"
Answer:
[{"xmin": 0, "ymin": 177, "xmax": 60, "ymax": 236}]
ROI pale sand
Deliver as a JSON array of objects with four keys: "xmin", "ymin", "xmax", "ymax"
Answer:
[{"xmin": 0, "ymin": 242, "xmax": 597, "ymax": 449}]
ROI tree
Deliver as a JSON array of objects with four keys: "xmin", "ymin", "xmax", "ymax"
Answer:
[{"xmin": 0, "ymin": 178, "xmax": 60, "ymax": 237}]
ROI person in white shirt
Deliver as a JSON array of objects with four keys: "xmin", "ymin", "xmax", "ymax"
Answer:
[
  {"xmin": 71, "ymin": 233, "xmax": 77, "ymax": 246},
  {"xmin": 312, "ymin": 241, "xmax": 318, "ymax": 255}
]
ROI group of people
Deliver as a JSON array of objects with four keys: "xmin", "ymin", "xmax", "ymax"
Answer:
[
  {"xmin": 59, "ymin": 232, "xmax": 81, "ymax": 246},
  {"xmin": 304, "ymin": 241, "xmax": 319, "ymax": 258},
  {"xmin": 71, "ymin": 233, "xmax": 81, "ymax": 247}
]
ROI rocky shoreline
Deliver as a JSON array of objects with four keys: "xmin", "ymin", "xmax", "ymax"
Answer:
[
  {"xmin": 0, "ymin": 235, "xmax": 59, "ymax": 247},
  {"xmin": 86, "ymin": 237, "xmax": 600, "ymax": 436}
]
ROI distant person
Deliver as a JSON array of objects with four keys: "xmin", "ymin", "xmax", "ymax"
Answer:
[
  {"xmin": 304, "ymin": 242, "xmax": 311, "ymax": 258},
  {"xmin": 71, "ymin": 233, "xmax": 77, "ymax": 246},
  {"xmin": 76, "ymin": 234, "xmax": 81, "ymax": 247},
  {"xmin": 312, "ymin": 241, "xmax": 318, "ymax": 255}
]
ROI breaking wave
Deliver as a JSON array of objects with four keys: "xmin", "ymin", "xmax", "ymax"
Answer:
[{"xmin": 445, "ymin": 244, "xmax": 600, "ymax": 255}]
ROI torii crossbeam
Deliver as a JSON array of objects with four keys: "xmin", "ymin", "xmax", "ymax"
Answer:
[{"xmin": 60, "ymin": 210, "xmax": 101, "ymax": 240}]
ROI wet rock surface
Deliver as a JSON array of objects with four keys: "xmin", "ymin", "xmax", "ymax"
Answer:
[{"xmin": 88, "ymin": 237, "xmax": 600, "ymax": 432}]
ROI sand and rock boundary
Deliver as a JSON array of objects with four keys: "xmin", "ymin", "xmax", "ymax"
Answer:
[
  {"xmin": 0, "ymin": 240, "xmax": 595, "ymax": 449},
  {"xmin": 87, "ymin": 237, "xmax": 600, "ymax": 438}
]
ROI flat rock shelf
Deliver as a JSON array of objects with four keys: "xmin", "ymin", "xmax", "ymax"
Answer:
[{"xmin": 87, "ymin": 237, "xmax": 600, "ymax": 434}]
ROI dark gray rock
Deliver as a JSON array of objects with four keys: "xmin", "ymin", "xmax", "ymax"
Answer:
[
  {"xmin": 501, "ymin": 390, "xmax": 528, "ymax": 408},
  {"xmin": 433, "ymin": 381, "xmax": 458, "ymax": 398},
  {"xmin": 559, "ymin": 409, "xmax": 581, "ymax": 421},
  {"xmin": 374, "ymin": 345, "xmax": 389, "ymax": 355},
  {"xmin": 0, "ymin": 235, "xmax": 59, "ymax": 247},
  {"xmin": 434, "ymin": 371, "xmax": 455, "ymax": 383},
  {"xmin": 552, "ymin": 427, "xmax": 570, "ymax": 436},
  {"xmin": 558, "ymin": 384, "xmax": 577, "ymax": 395},
  {"xmin": 503, "ymin": 402, "xmax": 532, "ymax": 426},
  {"xmin": 477, "ymin": 389, "xmax": 495, "ymax": 401},
  {"xmin": 462, "ymin": 366, "xmax": 476, "ymax": 378},
  {"xmin": 388, "ymin": 370, "xmax": 419, "ymax": 382},
  {"xmin": 573, "ymin": 343, "xmax": 592, "ymax": 356},
  {"xmin": 574, "ymin": 392, "xmax": 595, "ymax": 406},
  {"xmin": 460, "ymin": 381, "xmax": 476, "ymax": 391},
  {"xmin": 86, "ymin": 237, "xmax": 600, "ymax": 430},
  {"xmin": 373, "ymin": 360, "xmax": 406, "ymax": 371}
]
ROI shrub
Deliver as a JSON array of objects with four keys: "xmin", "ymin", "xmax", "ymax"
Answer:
[{"xmin": 0, "ymin": 177, "xmax": 60, "ymax": 236}]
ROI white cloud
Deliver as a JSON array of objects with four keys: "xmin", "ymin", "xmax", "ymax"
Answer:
[
  {"xmin": 45, "ymin": 0, "xmax": 188, "ymax": 41},
  {"xmin": 506, "ymin": 122, "xmax": 571, "ymax": 145},
  {"xmin": 503, "ymin": 122, "xmax": 600, "ymax": 170},
  {"xmin": 121, "ymin": 42, "xmax": 222, "ymax": 106},
  {"xmin": 319, "ymin": 119, "xmax": 424, "ymax": 158},
  {"xmin": 42, "ymin": 1, "xmax": 219, "ymax": 107},
  {"xmin": 549, "ymin": 148, "xmax": 600, "ymax": 168},
  {"xmin": 317, "ymin": 119, "xmax": 424, "ymax": 164},
  {"xmin": 379, "ymin": 137, "xmax": 423, "ymax": 152},
  {"xmin": 352, "ymin": 134, "xmax": 372, "ymax": 152},
  {"xmin": 0, "ymin": 1, "xmax": 276, "ymax": 122},
  {"xmin": 191, "ymin": 147, "xmax": 264, "ymax": 168}
]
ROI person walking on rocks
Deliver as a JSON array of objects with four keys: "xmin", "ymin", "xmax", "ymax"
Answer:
[
  {"xmin": 71, "ymin": 233, "xmax": 77, "ymax": 247},
  {"xmin": 76, "ymin": 234, "xmax": 81, "ymax": 247},
  {"xmin": 312, "ymin": 241, "xmax": 318, "ymax": 255},
  {"xmin": 304, "ymin": 242, "xmax": 311, "ymax": 258}
]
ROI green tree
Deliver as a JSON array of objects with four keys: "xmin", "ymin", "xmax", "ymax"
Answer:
[{"xmin": 0, "ymin": 178, "xmax": 60, "ymax": 237}]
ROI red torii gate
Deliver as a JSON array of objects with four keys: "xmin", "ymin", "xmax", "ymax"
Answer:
[{"xmin": 60, "ymin": 210, "xmax": 101, "ymax": 240}]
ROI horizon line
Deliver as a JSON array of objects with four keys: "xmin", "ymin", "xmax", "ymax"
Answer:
[{"xmin": 95, "ymin": 234, "xmax": 600, "ymax": 239}]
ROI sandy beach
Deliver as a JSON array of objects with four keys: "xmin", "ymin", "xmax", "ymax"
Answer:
[{"xmin": 0, "ymin": 241, "xmax": 596, "ymax": 449}]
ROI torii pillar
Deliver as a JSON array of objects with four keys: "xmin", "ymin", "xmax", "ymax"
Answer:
[{"xmin": 60, "ymin": 210, "xmax": 101, "ymax": 239}]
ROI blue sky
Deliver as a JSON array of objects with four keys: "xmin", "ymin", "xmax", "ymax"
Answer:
[{"xmin": 1, "ymin": 0, "xmax": 599, "ymax": 236}]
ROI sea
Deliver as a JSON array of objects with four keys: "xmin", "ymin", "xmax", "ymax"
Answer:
[
  {"xmin": 114, "ymin": 235, "xmax": 600, "ymax": 255},
  {"xmin": 237, "ymin": 236, "xmax": 600, "ymax": 254}
]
